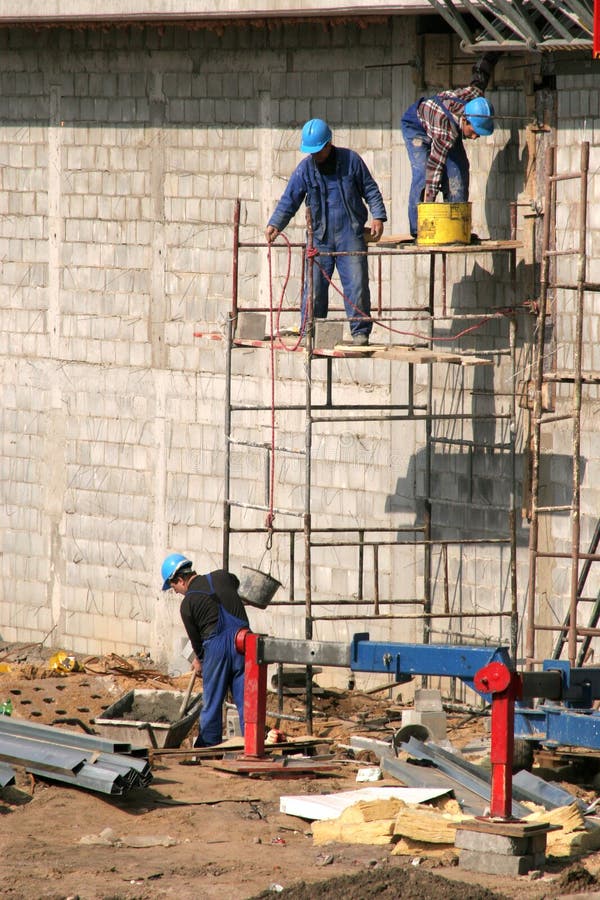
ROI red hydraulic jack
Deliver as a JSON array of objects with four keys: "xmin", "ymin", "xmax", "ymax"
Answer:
[
  {"xmin": 227, "ymin": 629, "xmax": 339, "ymax": 776},
  {"xmin": 236, "ymin": 629, "xmax": 267, "ymax": 758},
  {"xmin": 474, "ymin": 661, "xmax": 523, "ymax": 820},
  {"xmin": 236, "ymin": 630, "xmax": 523, "ymax": 817}
]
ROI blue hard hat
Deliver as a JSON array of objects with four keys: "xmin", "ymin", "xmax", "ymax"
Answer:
[
  {"xmin": 463, "ymin": 97, "xmax": 494, "ymax": 136},
  {"xmin": 161, "ymin": 553, "xmax": 192, "ymax": 591},
  {"xmin": 300, "ymin": 118, "xmax": 332, "ymax": 154}
]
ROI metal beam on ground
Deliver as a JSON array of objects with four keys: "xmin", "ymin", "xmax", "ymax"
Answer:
[{"xmin": 0, "ymin": 734, "xmax": 88, "ymax": 775}]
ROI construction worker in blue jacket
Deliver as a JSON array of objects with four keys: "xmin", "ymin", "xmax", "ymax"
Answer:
[
  {"xmin": 161, "ymin": 553, "xmax": 250, "ymax": 748},
  {"xmin": 265, "ymin": 118, "xmax": 387, "ymax": 346}
]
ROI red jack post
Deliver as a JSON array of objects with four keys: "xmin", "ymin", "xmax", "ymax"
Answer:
[
  {"xmin": 474, "ymin": 661, "xmax": 523, "ymax": 820},
  {"xmin": 236, "ymin": 629, "xmax": 267, "ymax": 758}
]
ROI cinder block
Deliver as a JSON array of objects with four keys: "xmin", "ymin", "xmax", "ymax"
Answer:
[
  {"xmin": 314, "ymin": 320, "xmax": 344, "ymax": 349},
  {"xmin": 414, "ymin": 688, "xmax": 443, "ymax": 712},
  {"xmin": 236, "ymin": 312, "xmax": 266, "ymax": 341},
  {"xmin": 455, "ymin": 828, "xmax": 547, "ymax": 857},
  {"xmin": 400, "ymin": 708, "xmax": 447, "ymax": 742},
  {"xmin": 458, "ymin": 848, "xmax": 543, "ymax": 876}
]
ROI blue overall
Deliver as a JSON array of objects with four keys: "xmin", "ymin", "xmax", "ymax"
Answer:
[
  {"xmin": 189, "ymin": 573, "xmax": 248, "ymax": 747},
  {"xmin": 401, "ymin": 97, "xmax": 470, "ymax": 237},
  {"xmin": 302, "ymin": 170, "xmax": 371, "ymax": 339}
]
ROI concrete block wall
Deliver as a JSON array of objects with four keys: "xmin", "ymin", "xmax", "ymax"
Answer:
[{"xmin": 0, "ymin": 20, "xmax": 596, "ymax": 673}]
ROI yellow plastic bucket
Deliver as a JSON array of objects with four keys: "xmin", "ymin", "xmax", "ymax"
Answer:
[{"xmin": 417, "ymin": 202, "xmax": 471, "ymax": 246}]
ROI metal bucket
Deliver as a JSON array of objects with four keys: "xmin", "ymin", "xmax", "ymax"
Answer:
[
  {"xmin": 239, "ymin": 566, "xmax": 282, "ymax": 609},
  {"xmin": 417, "ymin": 201, "xmax": 471, "ymax": 246}
]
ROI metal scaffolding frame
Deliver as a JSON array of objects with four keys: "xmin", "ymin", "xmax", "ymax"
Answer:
[
  {"xmin": 426, "ymin": 0, "xmax": 594, "ymax": 53},
  {"xmin": 525, "ymin": 140, "xmax": 600, "ymax": 668},
  {"xmin": 212, "ymin": 199, "xmax": 526, "ymax": 727}
]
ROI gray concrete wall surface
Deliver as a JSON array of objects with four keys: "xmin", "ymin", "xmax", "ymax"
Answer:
[
  {"xmin": 0, "ymin": 1, "xmax": 431, "ymax": 24},
  {"xmin": 0, "ymin": 20, "xmax": 597, "ymax": 678}
]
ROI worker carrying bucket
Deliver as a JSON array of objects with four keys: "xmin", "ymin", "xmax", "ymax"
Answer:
[
  {"xmin": 400, "ymin": 52, "xmax": 501, "ymax": 241},
  {"xmin": 161, "ymin": 554, "xmax": 251, "ymax": 748}
]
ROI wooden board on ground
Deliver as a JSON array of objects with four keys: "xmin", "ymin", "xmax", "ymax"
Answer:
[
  {"xmin": 149, "ymin": 735, "xmax": 330, "ymax": 760},
  {"xmin": 210, "ymin": 757, "xmax": 341, "ymax": 777},
  {"xmin": 458, "ymin": 818, "xmax": 557, "ymax": 838}
]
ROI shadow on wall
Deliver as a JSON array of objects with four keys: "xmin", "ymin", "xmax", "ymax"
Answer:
[
  {"xmin": 386, "ymin": 447, "xmax": 583, "ymax": 545},
  {"xmin": 384, "ymin": 243, "xmax": 582, "ymax": 545},
  {"xmin": 485, "ymin": 127, "xmax": 529, "ymax": 241}
]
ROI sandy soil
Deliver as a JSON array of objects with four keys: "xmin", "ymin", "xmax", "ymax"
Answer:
[{"xmin": 0, "ymin": 648, "xmax": 599, "ymax": 900}]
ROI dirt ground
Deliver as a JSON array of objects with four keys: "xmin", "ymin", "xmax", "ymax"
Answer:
[{"xmin": 1, "ymin": 645, "xmax": 600, "ymax": 900}]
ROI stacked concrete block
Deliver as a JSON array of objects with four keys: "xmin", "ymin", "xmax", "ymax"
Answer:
[
  {"xmin": 400, "ymin": 688, "xmax": 447, "ymax": 742},
  {"xmin": 456, "ymin": 822, "xmax": 549, "ymax": 876}
]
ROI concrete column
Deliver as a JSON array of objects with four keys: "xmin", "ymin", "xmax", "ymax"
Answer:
[
  {"xmin": 150, "ymin": 369, "xmax": 171, "ymax": 667},
  {"xmin": 47, "ymin": 82, "xmax": 62, "ymax": 360},
  {"xmin": 43, "ymin": 382, "xmax": 67, "ymax": 633},
  {"xmin": 389, "ymin": 18, "xmax": 420, "ymax": 640},
  {"xmin": 148, "ymin": 72, "xmax": 168, "ymax": 370}
]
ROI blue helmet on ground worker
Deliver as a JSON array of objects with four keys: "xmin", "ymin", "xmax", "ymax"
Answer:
[
  {"xmin": 161, "ymin": 553, "xmax": 192, "ymax": 591},
  {"xmin": 400, "ymin": 52, "xmax": 501, "ymax": 238},
  {"xmin": 161, "ymin": 555, "xmax": 250, "ymax": 748},
  {"xmin": 299, "ymin": 118, "xmax": 332, "ymax": 153},
  {"xmin": 265, "ymin": 118, "xmax": 387, "ymax": 347}
]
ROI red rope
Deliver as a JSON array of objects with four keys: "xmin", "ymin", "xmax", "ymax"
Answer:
[
  {"xmin": 306, "ymin": 249, "xmax": 519, "ymax": 343},
  {"xmin": 262, "ymin": 238, "xmax": 521, "ymax": 534},
  {"xmin": 265, "ymin": 242, "xmax": 278, "ymax": 536}
]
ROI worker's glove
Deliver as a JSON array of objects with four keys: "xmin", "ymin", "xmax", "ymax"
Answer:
[{"xmin": 472, "ymin": 51, "xmax": 503, "ymax": 81}]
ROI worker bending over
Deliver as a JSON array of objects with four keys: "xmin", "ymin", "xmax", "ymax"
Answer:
[
  {"xmin": 161, "ymin": 553, "xmax": 250, "ymax": 748},
  {"xmin": 265, "ymin": 118, "xmax": 387, "ymax": 346},
  {"xmin": 401, "ymin": 52, "xmax": 501, "ymax": 238}
]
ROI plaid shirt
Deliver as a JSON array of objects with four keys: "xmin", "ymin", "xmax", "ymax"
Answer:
[{"xmin": 417, "ymin": 84, "xmax": 483, "ymax": 201}]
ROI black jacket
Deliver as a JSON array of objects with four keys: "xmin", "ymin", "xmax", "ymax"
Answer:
[{"xmin": 179, "ymin": 570, "xmax": 249, "ymax": 661}]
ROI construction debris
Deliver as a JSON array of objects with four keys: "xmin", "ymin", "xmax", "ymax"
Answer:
[
  {"xmin": 525, "ymin": 802, "xmax": 600, "ymax": 858},
  {"xmin": 396, "ymin": 736, "xmax": 530, "ymax": 819},
  {"xmin": 0, "ymin": 715, "xmax": 151, "ymax": 796},
  {"xmin": 310, "ymin": 795, "xmax": 474, "ymax": 851},
  {"xmin": 280, "ymin": 786, "xmax": 451, "ymax": 821}
]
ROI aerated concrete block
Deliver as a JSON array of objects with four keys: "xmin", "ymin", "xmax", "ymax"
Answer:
[
  {"xmin": 458, "ymin": 848, "xmax": 545, "ymax": 876},
  {"xmin": 456, "ymin": 823, "xmax": 548, "ymax": 876},
  {"xmin": 236, "ymin": 312, "xmax": 266, "ymax": 341},
  {"xmin": 455, "ymin": 828, "xmax": 547, "ymax": 857},
  {"xmin": 314, "ymin": 320, "xmax": 344, "ymax": 349},
  {"xmin": 414, "ymin": 688, "xmax": 443, "ymax": 712},
  {"xmin": 400, "ymin": 708, "xmax": 447, "ymax": 742}
]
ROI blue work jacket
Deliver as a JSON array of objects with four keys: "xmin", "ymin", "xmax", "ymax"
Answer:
[{"xmin": 268, "ymin": 146, "xmax": 387, "ymax": 242}]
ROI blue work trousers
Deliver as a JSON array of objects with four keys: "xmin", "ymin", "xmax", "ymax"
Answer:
[
  {"xmin": 401, "ymin": 100, "xmax": 470, "ymax": 237},
  {"xmin": 196, "ymin": 603, "xmax": 247, "ymax": 747},
  {"xmin": 302, "ymin": 188, "xmax": 371, "ymax": 338}
]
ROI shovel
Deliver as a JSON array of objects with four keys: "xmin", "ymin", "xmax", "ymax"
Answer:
[{"xmin": 178, "ymin": 670, "xmax": 197, "ymax": 719}]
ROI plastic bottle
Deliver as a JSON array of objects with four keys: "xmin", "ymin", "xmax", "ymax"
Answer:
[{"xmin": 0, "ymin": 699, "xmax": 12, "ymax": 716}]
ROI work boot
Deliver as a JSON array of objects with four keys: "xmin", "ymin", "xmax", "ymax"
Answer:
[{"xmin": 352, "ymin": 333, "xmax": 369, "ymax": 346}]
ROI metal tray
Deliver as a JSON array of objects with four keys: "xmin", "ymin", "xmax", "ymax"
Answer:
[{"xmin": 93, "ymin": 688, "xmax": 202, "ymax": 749}]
